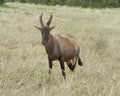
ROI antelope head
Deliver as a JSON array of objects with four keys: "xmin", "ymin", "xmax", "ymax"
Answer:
[{"xmin": 35, "ymin": 13, "xmax": 55, "ymax": 46}]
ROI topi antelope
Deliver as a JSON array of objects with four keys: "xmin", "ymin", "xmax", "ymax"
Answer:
[{"xmin": 35, "ymin": 13, "xmax": 83, "ymax": 79}]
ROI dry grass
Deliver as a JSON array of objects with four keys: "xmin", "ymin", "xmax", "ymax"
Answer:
[{"xmin": 0, "ymin": 2, "xmax": 120, "ymax": 96}]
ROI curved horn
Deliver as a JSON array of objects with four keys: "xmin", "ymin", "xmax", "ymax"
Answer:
[
  {"xmin": 46, "ymin": 14, "xmax": 53, "ymax": 27},
  {"xmin": 39, "ymin": 13, "xmax": 44, "ymax": 27}
]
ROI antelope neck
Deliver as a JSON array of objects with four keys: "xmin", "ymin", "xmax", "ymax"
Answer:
[{"xmin": 44, "ymin": 34, "xmax": 55, "ymax": 54}]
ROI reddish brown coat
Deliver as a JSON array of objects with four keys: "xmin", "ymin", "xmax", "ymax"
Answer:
[{"xmin": 35, "ymin": 14, "xmax": 83, "ymax": 79}]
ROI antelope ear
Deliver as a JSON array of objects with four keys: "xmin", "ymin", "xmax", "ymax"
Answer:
[
  {"xmin": 34, "ymin": 25, "xmax": 41, "ymax": 30},
  {"xmin": 50, "ymin": 26, "xmax": 55, "ymax": 31}
]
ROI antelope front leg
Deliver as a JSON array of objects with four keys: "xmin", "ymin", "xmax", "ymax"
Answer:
[
  {"xmin": 48, "ymin": 57, "xmax": 52, "ymax": 74},
  {"xmin": 59, "ymin": 56, "xmax": 66, "ymax": 80}
]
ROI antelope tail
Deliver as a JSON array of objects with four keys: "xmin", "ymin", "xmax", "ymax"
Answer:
[{"xmin": 78, "ymin": 56, "xmax": 83, "ymax": 66}]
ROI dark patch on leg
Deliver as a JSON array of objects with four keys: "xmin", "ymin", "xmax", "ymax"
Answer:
[
  {"xmin": 67, "ymin": 63, "xmax": 76, "ymax": 71},
  {"xmin": 67, "ymin": 63, "xmax": 73, "ymax": 70},
  {"xmin": 48, "ymin": 57, "xmax": 52, "ymax": 74},
  {"xmin": 59, "ymin": 56, "xmax": 66, "ymax": 80},
  {"xmin": 62, "ymin": 70, "xmax": 66, "ymax": 80}
]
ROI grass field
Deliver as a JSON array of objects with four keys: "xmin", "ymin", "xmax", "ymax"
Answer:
[{"xmin": 0, "ymin": 3, "xmax": 120, "ymax": 96}]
